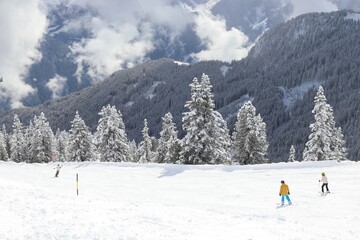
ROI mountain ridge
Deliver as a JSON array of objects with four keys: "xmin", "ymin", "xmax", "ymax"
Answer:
[{"xmin": 1, "ymin": 10, "xmax": 360, "ymax": 161}]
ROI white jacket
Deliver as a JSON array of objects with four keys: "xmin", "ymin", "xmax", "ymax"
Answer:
[{"xmin": 321, "ymin": 175, "xmax": 328, "ymax": 183}]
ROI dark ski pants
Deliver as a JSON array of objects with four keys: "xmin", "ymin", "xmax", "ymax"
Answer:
[
  {"xmin": 321, "ymin": 183, "xmax": 329, "ymax": 193},
  {"xmin": 55, "ymin": 170, "xmax": 60, "ymax": 177}
]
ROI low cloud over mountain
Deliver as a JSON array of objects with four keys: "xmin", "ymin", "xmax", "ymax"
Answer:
[{"xmin": 0, "ymin": 0, "xmax": 358, "ymax": 109}]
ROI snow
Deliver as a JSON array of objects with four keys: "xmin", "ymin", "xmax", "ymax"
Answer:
[
  {"xmin": 125, "ymin": 101, "xmax": 134, "ymax": 108},
  {"xmin": 173, "ymin": 61, "xmax": 190, "ymax": 66},
  {"xmin": 220, "ymin": 65, "xmax": 232, "ymax": 76},
  {"xmin": 145, "ymin": 81, "xmax": 165, "ymax": 100},
  {"xmin": 345, "ymin": 13, "xmax": 360, "ymax": 22},
  {"xmin": 1, "ymin": 160, "xmax": 359, "ymax": 239},
  {"xmin": 279, "ymin": 81, "xmax": 322, "ymax": 109},
  {"xmin": 198, "ymin": 0, "xmax": 221, "ymax": 11},
  {"xmin": 252, "ymin": 18, "xmax": 268, "ymax": 31}
]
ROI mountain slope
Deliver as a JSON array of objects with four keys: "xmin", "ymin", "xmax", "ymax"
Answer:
[
  {"xmin": 1, "ymin": 10, "xmax": 360, "ymax": 161},
  {"xmin": 0, "ymin": 161, "xmax": 359, "ymax": 239},
  {"xmin": 0, "ymin": 0, "xmax": 292, "ymax": 111}
]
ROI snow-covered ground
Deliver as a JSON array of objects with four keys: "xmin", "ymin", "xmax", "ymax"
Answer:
[{"xmin": 1, "ymin": 160, "xmax": 359, "ymax": 240}]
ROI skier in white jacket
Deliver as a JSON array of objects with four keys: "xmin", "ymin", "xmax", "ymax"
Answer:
[
  {"xmin": 319, "ymin": 172, "xmax": 330, "ymax": 194},
  {"xmin": 54, "ymin": 164, "xmax": 62, "ymax": 177}
]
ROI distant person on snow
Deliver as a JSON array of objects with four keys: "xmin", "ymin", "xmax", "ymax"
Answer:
[
  {"xmin": 54, "ymin": 164, "xmax": 62, "ymax": 177},
  {"xmin": 319, "ymin": 172, "xmax": 330, "ymax": 194},
  {"xmin": 279, "ymin": 180, "xmax": 292, "ymax": 205}
]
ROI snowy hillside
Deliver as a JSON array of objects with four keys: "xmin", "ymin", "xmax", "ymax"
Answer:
[{"xmin": 1, "ymin": 160, "xmax": 359, "ymax": 239}]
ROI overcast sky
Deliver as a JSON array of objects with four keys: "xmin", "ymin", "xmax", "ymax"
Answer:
[{"xmin": 0, "ymin": 0, "xmax": 357, "ymax": 108}]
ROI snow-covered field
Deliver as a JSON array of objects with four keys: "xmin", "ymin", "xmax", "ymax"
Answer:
[{"xmin": 1, "ymin": 160, "xmax": 359, "ymax": 240}]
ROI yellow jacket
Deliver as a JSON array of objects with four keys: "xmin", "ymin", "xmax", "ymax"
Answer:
[{"xmin": 279, "ymin": 183, "xmax": 290, "ymax": 195}]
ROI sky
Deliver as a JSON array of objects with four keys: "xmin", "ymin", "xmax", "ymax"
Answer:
[{"xmin": 0, "ymin": 0, "xmax": 358, "ymax": 108}]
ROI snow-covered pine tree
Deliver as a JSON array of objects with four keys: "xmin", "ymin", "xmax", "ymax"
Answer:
[
  {"xmin": 10, "ymin": 115, "xmax": 26, "ymax": 163},
  {"xmin": 288, "ymin": 145, "xmax": 296, "ymax": 162},
  {"xmin": 157, "ymin": 112, "xmax": 181, "ymax": 163},
  {"xmin": 253, "ymin": 113, "xmax": 269, "ymax": 162},
  {"xmin": 2, "ymin": 124, "xmax": 11, "ymax": 159},
  {"xmin": 128, "ymin": 140, "xmax": 138, "ymax": 162},
  {"xmin": 180, "ymin": 73, "xmax": 231, "ymax": 164},
  {"xmin": 0, "ymin": 129, "xmax": 8, "ymax": 161},
  {"xmin": 94, "ymin": 105, "xmax": 130, "ymax": 162},
  {"xmin": 303, "ymin": 86, "xmax": 347, "ymax": 161},
  {"xmin": 329, "ymin": 127, "xmax": 347, "ymax": 162},
  {"xmin": 68, "ymin": 111, "xmax": 95, "ymax": 162},
  {"xmin": 30, "ymin": 113, "xmax": 55, "ymax": 163},
  {"xmin": 325, "ymin": 105, "xmax": 347, "ymax": 161},
  {"xmin": 24, "ymin": 120, "xmax": 35, "ymax": 163},
  {"xmin": 138, "ymin": 119, "xmax": 154, "ymax": 163},
  {"xmin": 232, "ymin": 101, "xmax": 268, "ymax": 165},
  {"xmin": 57, "ymin": 130, "xmax": 69, "ymax": 162}
]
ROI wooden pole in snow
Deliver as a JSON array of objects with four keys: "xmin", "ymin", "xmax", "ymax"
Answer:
[{"xmin": 76, "ymin": 173, "xmax": 79, "ymax": 196}]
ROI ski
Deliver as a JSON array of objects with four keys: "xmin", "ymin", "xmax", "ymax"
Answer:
[{"xmin": 276, "ymin": 203, "xmax": 293, "ymax": 208}]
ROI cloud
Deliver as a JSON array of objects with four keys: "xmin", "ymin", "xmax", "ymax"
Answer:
[
  {"xmin": 45, "ymin": 0, "xmax": 360, "ymax": 80},
  {"xmin": 71, "ymin": 17, "xmax": 155, "ymax": 82},
  {"xmin": 190, "ymin": 6, "xmax": 250, "ymax": 62},
  {"xmin": 285, "ymin": 0, "xmax": 338, "ymax": 19},
  {"xmin": 329, "ymin": 0, "xmax": 360, "ymax": 11},
  {"xmin": 46, "ymin": 74, "xmax": 67, "ymax": 99},
  {"xmin": 59, "ymin": 0, "xmax": 192, "ymax": 83},
  {"xmin": 0, "ymin": 0, "xmax": 47, "ymax": 108}
]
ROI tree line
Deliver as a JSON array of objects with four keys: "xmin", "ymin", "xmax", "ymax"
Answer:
[{"xmin": 0, "ymin": 74, "xmax": 347, "ymax": 164}]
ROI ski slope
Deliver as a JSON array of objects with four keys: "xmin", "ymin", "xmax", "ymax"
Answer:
[{"xmin": 0, "ymin": 160, "xmax": 359, "ymax": 240}]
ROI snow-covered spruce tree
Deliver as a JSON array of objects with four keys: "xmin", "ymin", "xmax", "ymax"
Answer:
[
  {"xmin": 24, "ymin": 120, "xmax": 35, "ymax": 163},
  {"xmin": 303, "ymin": 86, "xmax": 347, "ymax": 161},
  {"xmin": 10, "ymin": 115, "xmax": 26, "ymax": 163},
  {"xmin": 56, "ymin": 130, "xmax": 69, "ymax": 162},
  {"xmin": 30, "ymin": 113, "xmax": 55, "ymax": 163},
  {"xmin": 329, "ymin": 127, "xmax": 347, "ymax": 162},
  {"xmin": 0, "ymin": 130, "xmax": 8, "ymax": 161},
  {"xmin": 68, "ymin": 111, "xmax": 95, "ymax": 162},
  {"xmin": 288, "ymin": 145, "xmax": 296, "ymax": 162},
  {"xmin": 232, "ymin": 101, "xmax": 268, "ymax": 165},
  {"xmin": 180, "ymin": 74, "xmax": 231, "ymax": 165},
  {"xmin": 128, "ymin": 140, "xmax": 138, "ymax": 162},
  {"xmin": 94, "ymin": 105, "xmax": 130, "ymax": 162},
  {"xmin": 138, "ymin": 119, "xmax": 155, "ymax": 163},
  {"xmin": 157, "ymin": 112, "xmax": 181, "ymax": 163},
  {"xmin": 2, "ymin": 125, "xmax": 11, "ymax": 159}
]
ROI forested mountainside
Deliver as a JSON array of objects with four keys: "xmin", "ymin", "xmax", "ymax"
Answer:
[
  {"xmin": 1, "ymin": 10, "xmax": 360, "ymax": 162},
  {"xmin": 23, "ymin": 36, "xmax": 92, "ymax": 107},
  {"xmin": 0, "ymin": 0, "xmax": 292, "ymax": 111}
]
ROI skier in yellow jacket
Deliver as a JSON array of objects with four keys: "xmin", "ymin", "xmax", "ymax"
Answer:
[{"xmin": 279, "ymin": 180, "xmax": 292, "ymax": 206}]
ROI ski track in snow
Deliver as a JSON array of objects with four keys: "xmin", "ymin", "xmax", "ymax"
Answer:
[{"xmin": 0, "ymin": 161, "xmax": 360, "ymax": 240}]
